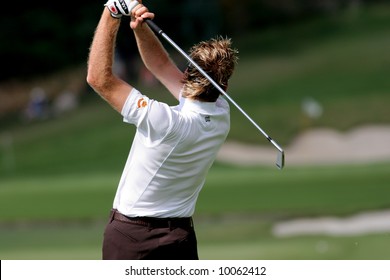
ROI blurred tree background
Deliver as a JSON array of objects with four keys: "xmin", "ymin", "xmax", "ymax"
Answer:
[
  {"xmin": 0, "ymin": 0, "xmax": 386, "ymax": 82},
  {"xmin": 1, "ymin": 0, "xmax": 387, "ymax": 121}
]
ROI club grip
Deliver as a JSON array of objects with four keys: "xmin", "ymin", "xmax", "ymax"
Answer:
[{"xmin": 145, "ymin": 19, "xmax": 163, "ymax": 35}]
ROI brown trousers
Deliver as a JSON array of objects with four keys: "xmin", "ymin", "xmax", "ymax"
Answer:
[{"xmin": 102, "ymin": 209, "xmax": 199, "ymax": 260}]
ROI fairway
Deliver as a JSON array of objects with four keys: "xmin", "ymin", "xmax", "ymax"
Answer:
[
  {"xmin": 2, "ymin": 209, "xmax": 390, "ymax": 260},
  {"xmin": 1, "ymin": 163, "xmax": 390, "ymax": 221},
  {"xmin": 1, "ymin": 163, "xmax": 390, "ymax": 259}
]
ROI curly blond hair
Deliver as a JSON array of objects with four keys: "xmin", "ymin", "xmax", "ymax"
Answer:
[{"xmin": 182, "ymin": 36, "xmax": 239, "ymax": 102}]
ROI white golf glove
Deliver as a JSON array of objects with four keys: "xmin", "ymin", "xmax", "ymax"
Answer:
[{"xmin": 104, "ymin": 0, "xmax": 139, "ymax": 19}]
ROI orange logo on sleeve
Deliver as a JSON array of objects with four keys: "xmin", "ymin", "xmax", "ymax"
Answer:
[{"xmin": 137, "ymin": 98, "xmax": 148, "ymax": 108}]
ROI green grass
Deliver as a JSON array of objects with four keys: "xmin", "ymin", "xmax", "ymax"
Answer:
[
  {"xmin": 199, "ymin": 164, "xmax": 390, "ymax": 217},
  {"xmin": 1, "ymin": 4, "xmax": 390, "ymax": 260},
  {"xmin": 199, "ymin": 233, "xmax": 390, "ymax": 260},
  {"xmin": 2, "ymin": 216, "xmax": 390, "ymax": 260},
  {"xmin": 1, "ymin": 163, "xmax": 390, "ymax": 259},
  {"xmin": 0, "ymin": 172, "xmax": 117, "ymax": 221},
  {"xmin": 0, "ymin": 223, "xmax": 103, "ymax": 260},
  {"xmin": 1, "ymin": 164, "xmax": 389, "ymax": 222}
]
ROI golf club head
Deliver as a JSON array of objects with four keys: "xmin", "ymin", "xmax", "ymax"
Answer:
[
  {"xmin": 269, "ymin": 138, "xmax": 285, "ymax": 170},
  {"xmin": 276, "ymin": 150, "xmax": 285, "ymax": 170}
]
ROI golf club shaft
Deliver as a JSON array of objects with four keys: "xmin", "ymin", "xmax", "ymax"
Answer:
[{"xmin": 145, "ymin": 19, "xmax": 284, "ymax": 159}]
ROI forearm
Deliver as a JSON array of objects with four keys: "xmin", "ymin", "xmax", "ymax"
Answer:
[
  {"xmin": 87, "ymin": 9, "xmax": 120, "ymax": 92},
  {"xmin": 87, "ymin": 9, "xmax": 132, "ymax": 112},
  {"xmin": 134, "ymin": 25, "xmax": 173, "ymax": 77},
  {"xmin": 132, "ymin": 21, "xmax": 183, "ymax": 99}
]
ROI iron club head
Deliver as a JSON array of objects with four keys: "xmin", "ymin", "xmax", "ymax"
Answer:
[
  {"xmin": 276, "ymin": 150, "xmax": 285, "ymax": 170},
  {"xmin": 269, "ymin": 138, "xmax": 284, "ymax": 170}
]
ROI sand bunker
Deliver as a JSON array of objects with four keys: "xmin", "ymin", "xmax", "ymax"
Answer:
[
  {"xmin": 217, "ymin": 125, "xmax": 390, "ymax": 166},
  {"xmin": 273, "ymin": 209, "xmax": 390, "ymax": 237}
]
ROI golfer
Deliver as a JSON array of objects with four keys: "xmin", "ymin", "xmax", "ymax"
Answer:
[{"xmin": 87, "ymin": 0, "xmax": 238, "ymax": 260}]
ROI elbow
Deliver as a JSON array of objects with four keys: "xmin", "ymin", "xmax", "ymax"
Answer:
[
  {"xmin": 86, "ymin": 75, "xmax": 108, "ymax": 95},
  {"xmin": 86, "ymin": 67, "xmax": 109, "ymax": 94},
  {"xmin": 86, "ymin": 67, "xmax": 120, "ymax": 97},
  {"xmin": 86, "ymin": 76, "xmax": 97, "ymax": 92},
  {"xmin": 86, "ymin": 68, "xmax": 100, "ymax": 91}
]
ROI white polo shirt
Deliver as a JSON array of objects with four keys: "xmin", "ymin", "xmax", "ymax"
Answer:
[{"xmin": 113, "ymin": 88, "xmax": 230, "ymax": 218}]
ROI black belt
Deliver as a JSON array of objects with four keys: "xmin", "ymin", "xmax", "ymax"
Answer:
[{"xmin": 112, "ymin": 209, "xmax": 193, "ymax": 229}]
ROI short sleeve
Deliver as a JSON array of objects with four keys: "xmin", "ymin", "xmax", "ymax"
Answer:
[{"xmin": 121, "ymin": 88, "xmax": 175, "ymax": 144}]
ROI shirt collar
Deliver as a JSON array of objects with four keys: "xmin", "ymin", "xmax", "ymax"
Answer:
[{"xmin": 179, "ymin": 95, "xmax": 217, "ymax": 114}]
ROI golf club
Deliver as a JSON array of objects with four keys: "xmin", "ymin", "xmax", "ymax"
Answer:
[{"xmin": 145, "ymin": 19, "xmax": 285, "ymax": 170}]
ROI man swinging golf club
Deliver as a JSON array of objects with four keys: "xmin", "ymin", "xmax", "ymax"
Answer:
[{"xmin": 87, "ymin": 0, "xmax": 238, "ymax": 259}]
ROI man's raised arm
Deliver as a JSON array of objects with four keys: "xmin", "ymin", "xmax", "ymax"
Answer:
[
  {"xmin": 130, "ymin": 4, "xmax": 184, "ymax": 100},
  {"xmin": 86, "ymin": 7, "xmax": 133, "ymax": 113}
]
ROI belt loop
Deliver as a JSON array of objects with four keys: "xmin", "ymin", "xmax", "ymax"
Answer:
[
  {"xmin": 168, "ymin": 220, "xmax": 172, "ymax": 231},
  {"xmin": 109, "ymin": 209, "xmax": 116, "ymax": 223},
  {"xmin": 147, "ymin": 221, "xmax": 153, "ymax": 231}
]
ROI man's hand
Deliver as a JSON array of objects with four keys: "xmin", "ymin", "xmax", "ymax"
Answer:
[
  {"xmin": 130, "ymin": 3, "xmax": 155, "ymax": 29},
  {"xmin": 104, "ymin": 0, "xmax": 140, "ymax": 19}
]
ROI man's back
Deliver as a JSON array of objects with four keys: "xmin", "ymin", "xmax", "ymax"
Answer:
[{"xmin": 113, "ymin": 90, "xmax": 230, "ymax": 218}]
